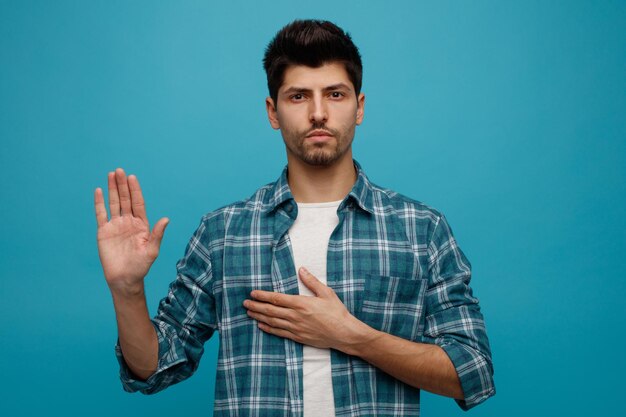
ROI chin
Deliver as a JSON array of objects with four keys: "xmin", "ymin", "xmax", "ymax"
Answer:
[
  {"xmin": 301, "ymin": 148, "xmax": 345, "ymax": 166},
  {"xmin": 287, "ymin": 138, "xmax": 350, "ymax": 167}
]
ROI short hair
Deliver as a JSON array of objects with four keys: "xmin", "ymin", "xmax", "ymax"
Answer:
[{"xmin": 263, "ymin": 19, "xmax": 363, "ymax": 105}]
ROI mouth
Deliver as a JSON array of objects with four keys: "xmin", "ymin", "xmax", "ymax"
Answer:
[{"xmin": 305, "ymin": 130, "xmax": 334, "ymax": 143}]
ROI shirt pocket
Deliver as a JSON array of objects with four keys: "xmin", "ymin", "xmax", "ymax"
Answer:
[{"xmin": 358, "ymin": 275, "xmax": 428, "ymax": 341}]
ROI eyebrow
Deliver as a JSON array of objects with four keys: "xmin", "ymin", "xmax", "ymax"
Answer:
[{"xmin": 281, "ymin": 83, "xmax": 353, "ymax": 95}]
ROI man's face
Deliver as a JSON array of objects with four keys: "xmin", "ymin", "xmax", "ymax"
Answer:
[{"xmin": 266, "ymin": 62, "xmax": 365, "ymax": 166}]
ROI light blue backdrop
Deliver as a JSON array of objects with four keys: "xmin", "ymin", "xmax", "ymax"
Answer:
[{"xmin": 1, "ymin": 1, "xmax": 624, "ymax": 416}]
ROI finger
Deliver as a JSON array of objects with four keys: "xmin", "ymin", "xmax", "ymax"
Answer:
[
  {"xmin": 244, "ymin": 299, "xmax": 294, "ymax": 320},
  {"xmin": 94, "ymin": 188, "xmax": 108, "ymax": 226},
  {"xmin": 256, "ymin": 321, "xmax": 301, "ymax": 343},
  {"xmin": 115, "ymin": 168, "xmax": 132, "ymax": 216},
  {"xmin": 147, "ymin": 217, "xmax": 169, "ymax": 258},
  {"xmin": 107, "ymin": 171, "xmax": 120, "ymax": 218},
  {"xmin": 250, "ymin": 290, "xmax": 296, "ymax": 307},
  {"xmin": 298, "ymin": 267, "xmax": 329, "ymax": 297},
  {"xmin": 247, "ymin": 310, "xmax": 294, "ymax": 331},
  {"xmin": 128, "ymin": 174, "xmax": 147, "ymax": 222}
]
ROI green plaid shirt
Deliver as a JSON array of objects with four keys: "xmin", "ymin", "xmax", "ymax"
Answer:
[{"xmin": 116, "ymin": 160, "xmax": 495, "ymax": 416}]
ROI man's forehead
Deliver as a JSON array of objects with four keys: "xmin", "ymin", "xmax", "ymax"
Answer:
[{"xmin": 280, "ymin": 62, "xmax": 353, "ymax": 91}]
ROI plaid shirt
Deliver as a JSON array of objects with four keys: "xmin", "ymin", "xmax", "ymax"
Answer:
[{"xmin": 116, "ymin": 160, "xmax": 495, "ymax": 416}]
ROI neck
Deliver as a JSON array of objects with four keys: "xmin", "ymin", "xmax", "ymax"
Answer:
[{"xmin": 286, "ymin": 150, "xmax": 357, "ymax": 203}]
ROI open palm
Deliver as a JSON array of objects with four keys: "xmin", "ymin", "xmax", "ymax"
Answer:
[{"xmin": 94, "ymin": 169, "xmax": 169, "ymax": 293}]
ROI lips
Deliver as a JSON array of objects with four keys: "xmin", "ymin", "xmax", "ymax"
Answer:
[
  {"xmin": 306, "ymin": 129, "xmax": 334, "ymax": 138},
  {"xmin": 305, "ymin": 130, "xmax": 334, "ymax": 143}
]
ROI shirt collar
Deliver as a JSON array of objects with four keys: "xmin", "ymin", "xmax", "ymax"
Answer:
[{"xmin": 264, "ymin": 159, "xmax": 375, "ymax": 215}]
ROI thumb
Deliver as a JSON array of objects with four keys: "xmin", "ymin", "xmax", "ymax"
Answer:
[
  {"xmin": 148, "ymin": 217, "xmax": 169, "ymax": 255},
  {"xmin": 299, "ymin": 267, "xmax": 326, "ymax": 297}
]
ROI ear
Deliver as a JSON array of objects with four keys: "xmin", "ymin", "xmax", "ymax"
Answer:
[
  {"xmin": 266, "ymin": 97, "xmax": 280, "ymax": 130},
  {"xmin": 356, "ymin": 93, "xmax": 365, "ymax": 125}
]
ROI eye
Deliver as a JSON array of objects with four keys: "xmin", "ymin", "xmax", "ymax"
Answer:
[
  {"xmin": 290, "ymin": 93, "xmax": 305, "ymax": 101},
  {"xmin": 330, "ymin": 91, "xmax": 344, "ymax": 99}
]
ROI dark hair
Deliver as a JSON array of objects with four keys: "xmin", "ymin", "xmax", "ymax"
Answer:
[{"xmin": 263, "ymin": 19, "xmax": 363, "ymax": 105}]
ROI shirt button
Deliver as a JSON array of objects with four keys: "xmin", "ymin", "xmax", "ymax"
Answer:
[{"xmin": 286, "ymin": 205, "xmax": 293, "ymax": 212}]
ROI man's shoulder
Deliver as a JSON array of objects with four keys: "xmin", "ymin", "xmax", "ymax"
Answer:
[
  {"xmin": 198, "ymin": 181, "xmax": 275, "ymax": 230},
  {"xmin": 368, "ymin": 180, "xmax": 443, "ymax": 224},
  {"xmin": 194, "ymin": 174, "xmax": 447, "ymax": 237}
]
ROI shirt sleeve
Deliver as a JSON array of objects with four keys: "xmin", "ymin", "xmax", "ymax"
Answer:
[
  {"xmin": 421, "ymin": 214, "xmax": 495, "ymax": 410},
  {"xmin": 115, "ymin": 219, "xmax": 218, "ymax": 394}
]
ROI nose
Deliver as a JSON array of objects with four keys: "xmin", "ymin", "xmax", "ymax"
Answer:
[{"xmin": 309, "ymin": 95, "xmax": 328, "ymax": 123}]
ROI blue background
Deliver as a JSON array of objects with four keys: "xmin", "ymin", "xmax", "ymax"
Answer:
[{"xmin": 1, "ymin": 1, "xmax": 625, "ymax": 416}]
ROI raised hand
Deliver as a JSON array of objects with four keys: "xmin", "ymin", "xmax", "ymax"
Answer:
[{"xmin": 94, "ymin": 168, "xmax": 169, "ymax": 295}]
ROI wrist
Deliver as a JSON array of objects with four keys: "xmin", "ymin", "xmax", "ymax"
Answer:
[
  {"xmin": 109, "ymin": 281, "xmax": 146, "ymax": 302},
  {"xmin": 338, "ymin": 315, "xmax": 382, "ymax": 357}
]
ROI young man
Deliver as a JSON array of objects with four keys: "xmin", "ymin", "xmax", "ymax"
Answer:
[{"xmin": 95, "ymin": 20, "xmax": 495, "ymax": 416}]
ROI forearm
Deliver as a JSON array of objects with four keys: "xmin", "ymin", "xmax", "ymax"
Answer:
[
  {"xmin": 245, "ymin": 267, "xmax": 465, "ymax": 399},
  {"xmin": 340, "ymin": 320, "xmax": 463, "ymax": 399},
  {"xmin": 111, "ymin": 286, "xmax": 158, "ymax": 381}
]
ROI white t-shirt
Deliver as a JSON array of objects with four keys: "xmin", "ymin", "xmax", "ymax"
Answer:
[{"xmin": 288, "ymin": 199, "xmax": 341, "ymax": 417}]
